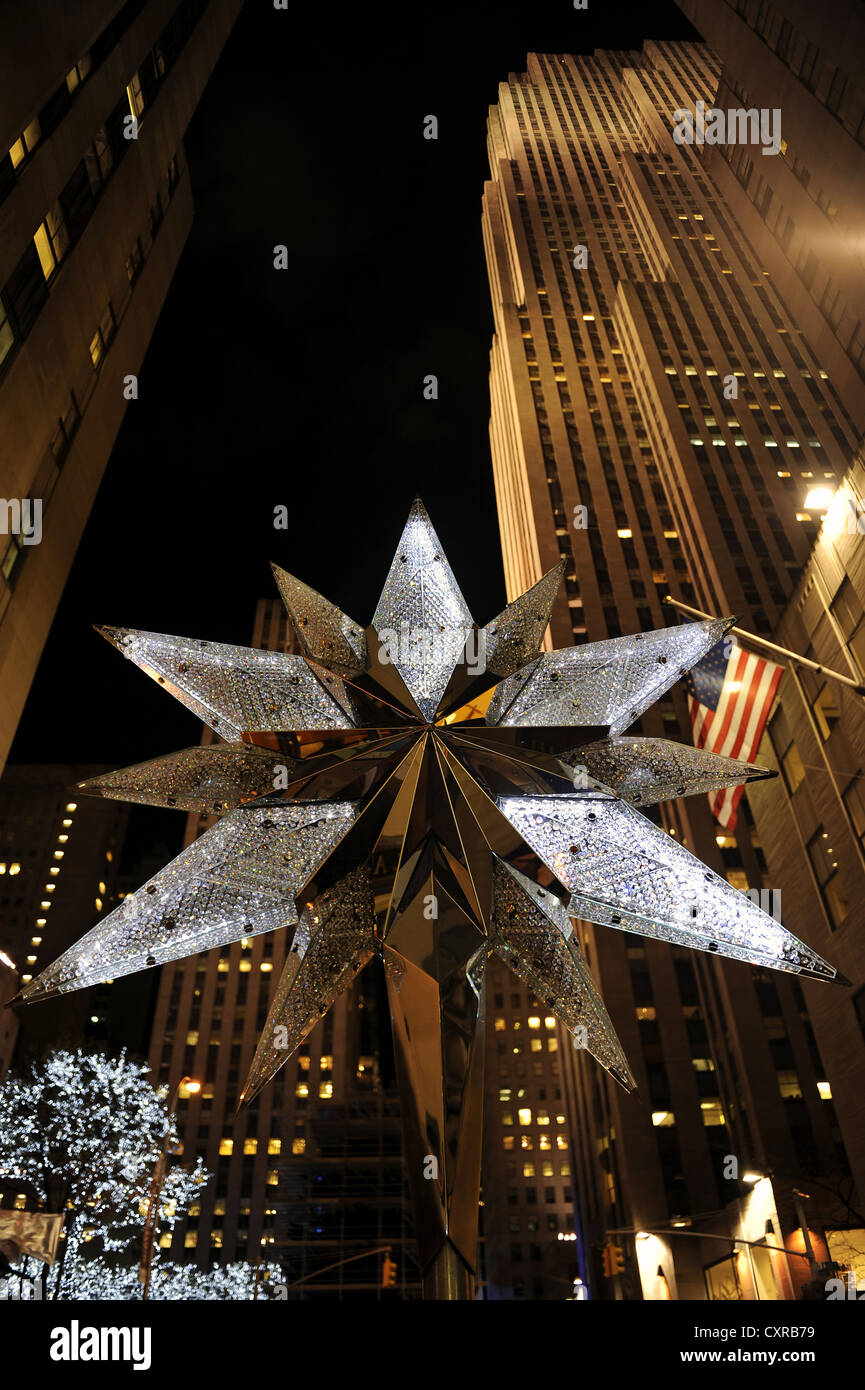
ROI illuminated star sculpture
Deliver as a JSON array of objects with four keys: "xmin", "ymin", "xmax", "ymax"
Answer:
[{"xmin": 22, "ymin": 499, "xmax": 841, "ymax": 1298}]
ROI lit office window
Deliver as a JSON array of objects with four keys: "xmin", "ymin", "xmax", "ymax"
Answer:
[
  {"xmin": 700, "ymin": 1099, "xmax": 726, "ymax": 1126},
  {"xmin": 8, "ymin": 118, "xmax": 41, "ymax": 169},
  {"xmin": 807, "ymin": 829, "xmax": 848, "ymax": 929}
]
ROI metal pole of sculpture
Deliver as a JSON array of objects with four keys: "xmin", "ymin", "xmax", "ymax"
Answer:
[{"xmin": 18, "ymin": 500, "xmax": 847, "ymax": 1298}]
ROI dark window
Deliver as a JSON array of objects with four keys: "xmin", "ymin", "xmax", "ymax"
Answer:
[
  {"xmin": 126, "ymin": 237, "xmax": 144, "ymax": 284},
  {"xmin": 0, "ymin": 154, "xmax": 15, "ymax": 202},
  {"xmin": 4, "ymin": 242, "xmax": 48, "ymax": 337},
  {"xmin": 138, "ymin": 51, "xmax": 160, "ymax": 108},
  {"xmin": 59, "ymin": 161, "xmax": 94, "ymax": 244},
  {"xmin": 105, "ymin": 94, "xmax": 132, "ymax": 164},
  {"xmin": 85, "ymin": 129, "xmax": 113, "ymax": 193},
  {"xmin": 843, "ymin": 776, "xmax": 865, "ymax": 857},
  {"xmin": 755, "ymin": 1, "xmax": 771, "ymax": 37},
  {"xmin": 801, "ymin": 251, "xmax": 818, "ymax": 290},
  {"xmin": 800, "ymin": 42, "xmax": 820, "ymax": 90},
  {"xmin": 826, "ymin": 68, "xmax": 847, "ymax": 116},
  {"xmin": 806, "ymin": 828, "xmax": 848, "ymax": 929},
  {"xmin": 38, "ymin": 83, "xmax": 71, "ymax": 138},
  {"xmin": 776, "ymin": 19, "xmax": 792, "ymax": 62}
]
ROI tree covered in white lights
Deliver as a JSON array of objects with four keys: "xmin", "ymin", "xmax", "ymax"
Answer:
[{"xmin": 0, "ymin": 1049, "xmax": 281, "ymax": 1299}]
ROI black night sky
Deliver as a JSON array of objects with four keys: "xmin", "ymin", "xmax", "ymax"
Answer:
[{"xmin": 11, "ymin": 1, "xmax": 699, "ymax": 857}]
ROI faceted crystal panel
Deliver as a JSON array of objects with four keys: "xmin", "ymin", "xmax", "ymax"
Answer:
[
  {"xmin": 486, "ymin": 617, "xmax": 733, "ymax": 737},
  {"xmin": 271, "ymin": 565, "xmax": 367, "ymax": 677},
  {"xmin": 21, "ymin": 802, "xmax": 357, "ymax": 998},
  {"xmin": 241, "ymin": 865, "xmax": 375, "ymax": 1102},
  {"xmin": 560, "ymin": 737, "xmax": 775, "ymax": 807},
  {"xmin": 372, "ymin": 499, "xmax": 473, "ymax": 720},
  {"xmin": 76, "ymin": 744, "xmax": 285, "ymax": 814},
  {"xmin": 483, "ymin": 563, "xmax": 565, "ymax": 678},
  {"xmin": 498, "ymin": 795, "xmax": 837, "ymax": 979},
  {"xmin": 492, "ymin": 860, "xmax": 634, "ymax": 1089},
  {"xmin": 96, "ymin": 627, "xmax": 355, "ymax": 740}
]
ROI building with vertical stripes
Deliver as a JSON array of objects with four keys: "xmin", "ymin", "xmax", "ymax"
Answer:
[
  {"xmin": 0, "ymin": 0, "xmax": 243, "ymax": 775},
  {"xmin": 746, "ymin": 452, "xmax": 865, "ymax": 1213},
  {"xmin": 674, "ymin": 0, "xmax": 865, "ymax": 424},
  {"xmin": 482, "ymin": 40, "xmax": 863, "ymax": 1298}
]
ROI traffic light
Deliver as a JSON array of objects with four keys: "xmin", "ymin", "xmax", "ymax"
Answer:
[
  {"xmin": 602, "ymin": 1241, "xmax": 625, "ymax": 1277},
  {"xmin": 381, "ymin": 1252, "xmax": 397, "ymax": 1288}
]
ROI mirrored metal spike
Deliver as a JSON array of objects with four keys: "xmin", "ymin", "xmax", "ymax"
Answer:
[
  {"xmin": 486, "ymin": 617, "xmax": 734, "ymax": 737},
  {"xmin": 383, "ymin": 935, "xmax": 486, "ymax": 1277},
  {"xmin": 21, "ymin": 802, "xmax": 358, "ymax": 999},
  {"xmin": 492, "ymin": 860, "xmax": 635, "ymax": 1090},
  {"xmin": 76, "ymin": 744, "xmax": 287, "ymax": 814},
  {"xmin": 240, "ymin": 866, "xmax": 375, "ymax": 1105},
  {"xmin": 560, "ymin": 737, "xmax": 776, "ymax": 807},
  {"xmin": 498, "ymin": 795, "xmax": 838, "ymax": 981},
  {"xmin": 95, "ymin": 627, "xmax": 355, "ymax": 739},
  {"xmin": 371, "ymin": 498, "xmax": 473, "ymax": 721},
  {"xmin": 483, "ymin": 562, "xmax": 565, "ymax": 678},
  {"xmin": 270, "ymin": 565, "xmax": 367, "ymax": 677}
]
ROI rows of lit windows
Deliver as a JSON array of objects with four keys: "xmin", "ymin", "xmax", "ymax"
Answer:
[
  {"xmin": 509, "ymin": 96, "xmax": 711, "ymax": 639},
  {"xmin": 501, "ymin": 1109, "xmax": 567, "ymax": 1127},
  {"xmin": 17, "ymin": 800, "xmax": 79, "ymax": 984},
  {"xmin": 502, "ymin": 1133, "xmax": 569, "ymax": 1152},
  {"xmin": 217, "ymin": 1138, "xmax": 282, "ymax": 1156},
  {"xmin": 1, "ymin": 151, "xmax": 182, "ymax": 597},
  {"xmin": 0, "ymin": 0, "xmax": 207, "ymax": 376}
]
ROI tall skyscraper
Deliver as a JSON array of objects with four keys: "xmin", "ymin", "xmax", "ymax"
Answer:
[
  {"xmin": 482, "ymin": 40, "xmax": 861, "ymax": 1298},
  {"xmin": 0, "ymin": 0, "xmax": 243, "ymax": 774}
]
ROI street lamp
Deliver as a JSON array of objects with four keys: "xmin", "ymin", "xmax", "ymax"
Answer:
[{"xmin": 139, "ymin": 1075, "xmax": 200, "ymax": 1299}]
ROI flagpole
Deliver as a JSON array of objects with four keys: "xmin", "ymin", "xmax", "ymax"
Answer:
[{"xmin": 662, "ymin": 596, "xmax": 865, "ymax": 697}]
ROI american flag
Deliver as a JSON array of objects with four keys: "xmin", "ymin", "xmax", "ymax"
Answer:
[{"xmin": 685, "ymin": 634, "xmax": 784, "ymax": 829}]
